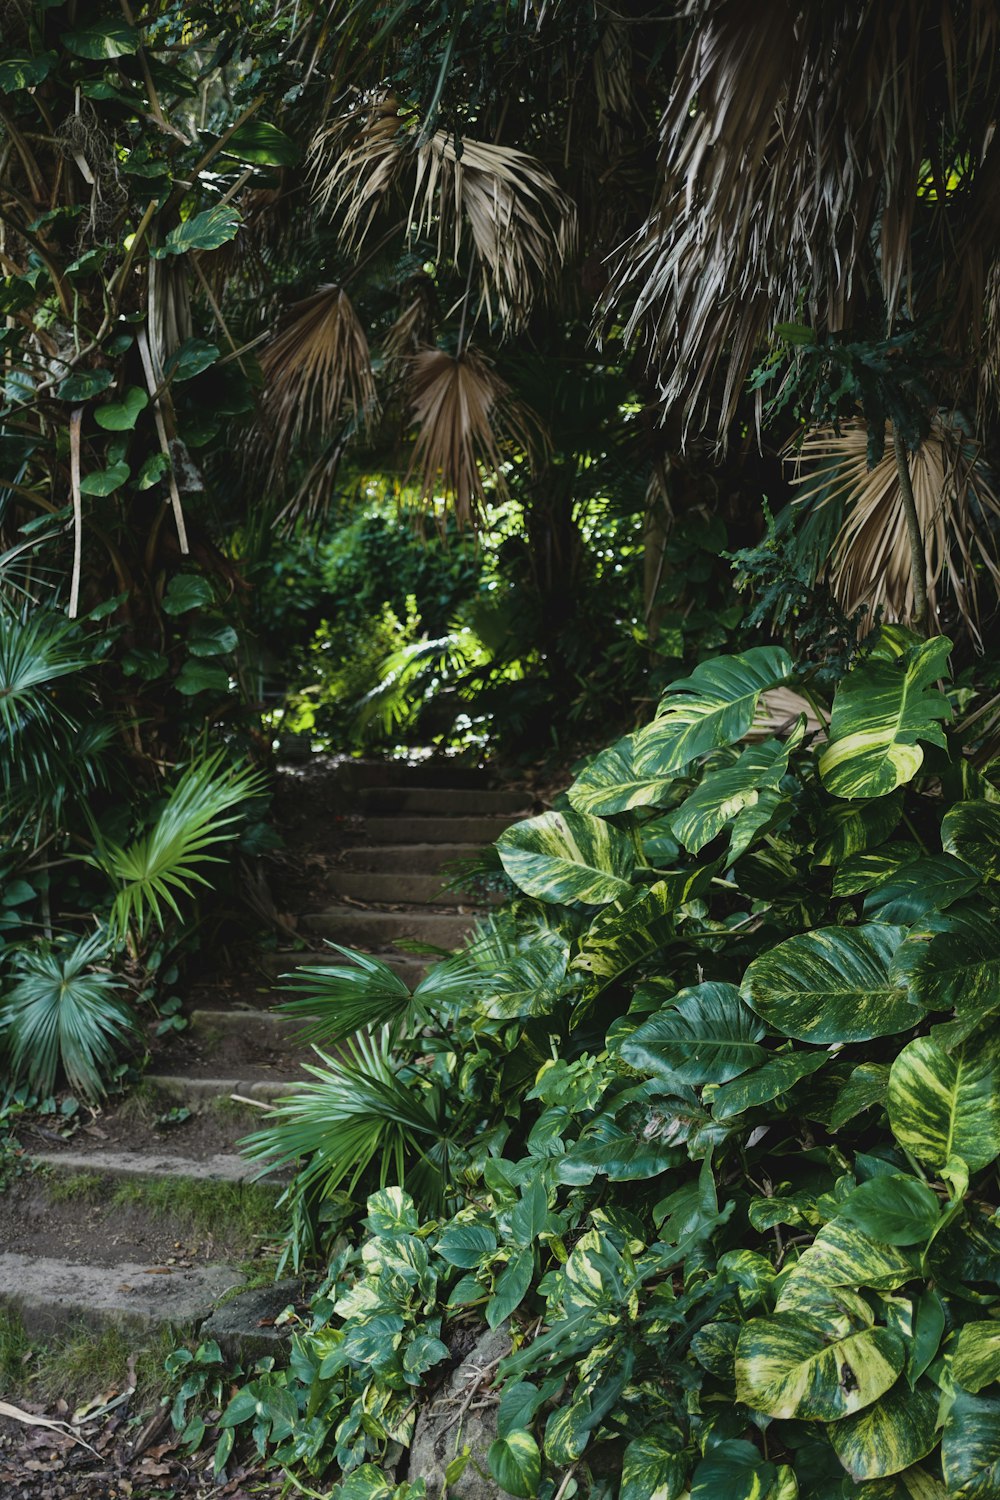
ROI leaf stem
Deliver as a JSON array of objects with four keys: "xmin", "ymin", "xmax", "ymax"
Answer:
[{"xmin": 892, "ymin": 425, "xmax": 929, "ymax": 635}]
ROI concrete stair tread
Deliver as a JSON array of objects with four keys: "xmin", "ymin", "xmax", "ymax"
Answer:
[
  {"xmin": 359, "ymin": 786, "xmax": 529, "ymax": 815},
  {"xmin": 326, "ymin": 872, "xmax": 502, "ymax": 906},
  {"xmin": 30, "ymin": 1147, "xmax": 265, "ymax": 1183},
  {"xmin": 302, "ymin": 908, "xmax": 478, "ymax": 949},
  {"xmin": 359, "ymin": 815, "xmax": 515, "ymax": 844},
  {"xmin": 147, "ymin": 1074, "xmax": 297, "ymax": 1104},
  {"xmin": 1, "ymin": 1251, "xmax": 246, "ymax": 1332},
  {"xmin": 337, "ymin": 842, "xmax": 486, "ymax": 873}
]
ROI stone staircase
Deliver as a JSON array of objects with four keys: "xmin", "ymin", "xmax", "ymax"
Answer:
[{"xmin": 0, "ymin": 758, "xmax": 528, "ymax": 1358}]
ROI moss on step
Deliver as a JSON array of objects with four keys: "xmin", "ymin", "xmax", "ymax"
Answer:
[
  {"xmin": 44, "ymin": 1169, "xmax": 103, "ymax": 1203},
  {"xmin": 108, "ymin": 1175, "xmax": 284, "ymax": 1247}
]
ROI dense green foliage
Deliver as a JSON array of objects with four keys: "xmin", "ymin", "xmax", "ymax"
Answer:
[{"xmin": 185, "ymin": 629, "xmax": 1000, "ymax": 1497}]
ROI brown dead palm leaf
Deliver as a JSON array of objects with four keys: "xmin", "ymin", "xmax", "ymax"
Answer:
[
  {"xmin": 311, "ymin": 98, "xmax": 576, "ymax": 332},
  {"xmin": 256, "ymin": 284, "xmax": 378, "ymax": 478},
  {"xmin": 608, "ymin": 0, "xmax": 1000, "ymax": 443},
  {"xmin": 404, "ymin": 346, "xmax": 540, "ymax": 527},
  {"xmin": 383, "ymin": 276, "xmax": 438, "ymax": 369},
  {"xmin": 788, "ymin": 417, "xmax": 1000, "ymax": 644}
]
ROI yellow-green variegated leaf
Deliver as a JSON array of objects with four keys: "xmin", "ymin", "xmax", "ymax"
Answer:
[
  {"xmin": 735, "ymin": 1312, "xmax": 904, "ymax": 1420},
  {"xmin": 942, "ymin": 801, "xmax": 1000, "ymax": 881},
  {"xmin": 690, "ymin": 1439, "xmax": 777, "ymax": 1500},
  {"xmin": 572, "ymin": 871, "xmax": 712, "ymax": 995},
  {"xmin": 742, "ymin": 924, "xmax": 914, "ymax": 1043},
  {"xmin": 487, "ymin": 1429, "xmax": 541, "ymax": 1499},
  {"xmin": 818, "ymin": 635, "xmax": 953, "ymax": 800},
  {"xmin": 670, "ymin": 729, "xmax": 800, "ymax": 861},
  {"xmin": 942, "ymin": 1389, "xmax": 1000, "ymax": 1498},
  {"xmin": 621, "ymin": 1427, "xmax": 687, "ymax": 1500},
  {"xmin": 863, "ymin": 854, "xmax": 981, "ymax": 925},
  {"xmin": 953, "ymin": 1323, "xmax": 1000, "ymax": 1394},
  {"xmin": 890, "ymin": 906, "xmax": 1000, "ymax": 1017},
  {"xmin": 567, "ymin": 733, "xmax": 673, "ymax": 816},
  {"xmin": 495, "ymin": 809, "xmax": 634, "ymax": 905},
  {"xmin": 814, "ymin": 793, "xmax": 906, "ymax": 866},
  {"xmin": 619, "ymin": 981, "xmax": 767, "ymax": 1086},
  {"xmin": 828, "ymin": 1378, "xmax": 939, "ymax": 1480},
  {"xmin": 778, "ymin": 1221, "xmax": 915, "ymax": 1311},
  {"xmin": 639, "ymin": 647, "xmax": 795, "ymax": 777},
  {"xmin": 887, "ymin": 1033, "xmax": 1000, "ymax": 1173},
  {"xmin": 710, "ymin": 1049, "xmax": 828, "ymax": 1120}
]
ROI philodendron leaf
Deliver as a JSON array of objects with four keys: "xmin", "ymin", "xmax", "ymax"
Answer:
[
  {"xmin": 619, "ymin": 981, "xmax": 767, "ymax": 1087},
  {"xmin": 634, "ymin": 646, "xmax": 794, "ymax": 780},
  {"xmin": 891, "ymin": 904, "xmax": 1000, "ymax": 1021},
  {"xmin": 572, "ymin": 877, "xmax": 708, "ymax": 995},
  {"xmin": 864, "ymin": 853, "xmax": 981, "ymax": 924},
  {"xmin": 777, "ymin": 1220, "xmax": 915, "ymax": 1303},
  {"xmin": 942, "ymin": 801, "xmax": 1000, "ymax": 881},
  {"xmin": 690, "ymin": 1440, "xmax": 776, "ymax": 1500},
  {"xmin": 567, "ymin": 733, "xmax": 672, "ymax": 816},
  {"xmin": 837, "ymin": 1174, "xmax": 942, "ymax": 1245},
  {"xmin": 480, "ymin": 943, "xmax": 572, "ymax": 1020},
  {"xmin": 61, "ymin": 20, "xmax": 139, "ymax": 56},
  {"xmin": 742, "ymin": 924, "xmax": 914, "ymax": 1043},
  {"xmin": 487, "ymin": 1430, "xmax": 541, "ymax": 1498},
  {"xmin": 94, "ymin": 386, "xmax": 148, "ymax": 430},
  {"xmin": 496, "ymin": 809, "xmax": 634, "ymax": 905},
  {"xmin": 79, "ymin": 460, "xmax": 130, "ymax": 495},
  {"xmin": 828, "ymin": 1378, "xmax": 939, "ymax": 1481},
  {"xmin": 814, "ymin": 792, "xmax": 905, "ymax": 866},
  {"xmin": 942, "ymin": 1388, "xmax": 1000, "ymax": 1499},
  {"xmin": 818, "ymin": 634, "xmax": 953, "ymax": 799},
  {"xmin": 709, "ymin": 1049, "xmax": 828, "ymax": 1120},
  {"xmin": 888, "ymin": 1034, "xmax": 1000, "ymax": 1173},
  {"xmin": 621, "ymin": 1427, "xmax": 687, "ymax": 1500},
  {"xmin": 671, "ymin": 729, "xmax": 800, "ymax": 860},
  {"xmin": 828, "ymin": 1063, "xmax": 890, "ymax": 1129},
  {"xmin": 158, "ymin": 205, "xmax": 242, "ymax": 257},
  {"xmin": 735, "ymin": 1312, "xmax": 904, "ymax": 1420},
  {"xmin": 953, "ymin": 1323, "xmax": 1000, "ymax": 1394},
  {"xmin": 0, "ymin": 54, "xmax": 57, "ymax": 91}
]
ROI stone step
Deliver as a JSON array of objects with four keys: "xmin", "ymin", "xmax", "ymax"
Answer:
[
  {"xmin": 30, "ymin": 1148, "xmax": 266, "ymax": 1184},
  {"xmin": 338, "ymin": 842, "xmax": 484, "ymax": 873},
  {"xmin": 258, "ymin": 949, "xmax": 432, "ymax": 985},
  {"xmin": 329, "ymin": 760, "xmax": 491, "ymax": 791},
  {"xmin": 359, "ymin": 786, "xmax": 528, "ymax": 816},
  {"xmin": 146, "ymin": 1074, "xmax": 292, "ymax": 1107},
  {"xmin": 302, "ymin": 908, "xmax": 478, "ymax": 950},
  {"xmin": 0, "ymin": 1251, "xmax": 245, "ymax": 1336},
  {"xmin": 325, "ymin": 871, "xmax": 503, "ymax": 906},
  {"xmin": 360, "ymin": 815, "xmax": 514, "ymax": 845}
]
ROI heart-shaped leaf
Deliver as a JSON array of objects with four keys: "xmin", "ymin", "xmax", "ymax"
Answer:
[
  {"xmin": 736, "ymin": 1313, "xmax": 904, "ymax": 1420},
  {"xmin": 620, "ymin": 981, "xmax": 766, "ymax": 1087},
  {"xmin": 888, "ymin": 1033, "xmax": 1000, "ymax": 1172},
  {"xmin": 94, "ymin": 386, "xmax": 148, "ymax": 431},
  {"xmin": 942, "ymin": 800, "xmax": 1000, "ymax": 881},
  {"xmin": 496, "ymin": 809, "xmax": 634, "ymax": 905},
  {"xmin": 828, "ymin": 1378, "xmax": 939, "ymax": 1480},
  {"xmin": 742, "ymin": 924, "xmax": 914, "ymax": 1043}
]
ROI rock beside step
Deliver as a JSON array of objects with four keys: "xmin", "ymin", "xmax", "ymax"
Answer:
[{"xmin": 30, "ymin": 1148, "xmax": 261, "ymax": 1184}]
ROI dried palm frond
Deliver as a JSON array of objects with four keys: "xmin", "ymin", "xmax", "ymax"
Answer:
[
  {"xmin": 594, "ymin": 20, "xmax": 635, "ymax": 141},
  {"xmin": 752, "ymin": 687, "xmax": 824, "ymax": 741},
  {"xmin": 383, "ymin": 275, "xmax": 438, "ymax": 369},
  {"xmin": 788, "ymin": 416, "xmax": 1000, "ymax": 644},
  {"xmin": 147, "ymin": 253, "xmax": 192, "ymax": 378},
  {"xmin": 256, "ymin": 284, "xmax": 378, "ymax": 478},
  {"xmin": 312, "ymin": 97, "xmax": 576, "ymax": 331},
  {"xmin": 404, "ymin": 346, "xmax": 540, "ymax": 526},
  {"xmin": 609, "ymin": 0, "xmax": 1000, "ymax": 443}
]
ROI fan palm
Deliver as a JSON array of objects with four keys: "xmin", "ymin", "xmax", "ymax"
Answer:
[
  {"xmin": 95, "ymin": 753, "xmax": 267, "ymax": 944},
  {"xmin": 0, "ymin": 930, "xmax": 136, "ymax": 1101}
]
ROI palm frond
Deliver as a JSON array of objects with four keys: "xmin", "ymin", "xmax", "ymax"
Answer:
[
  {"xmin": 404, "ymin": 346, "xmax": 540, "ymax": 525},
  {"xmin": 276, "ymin": 944, "xmax": 417, "ymax": 1048},
  {"xmin": 241, "ymin": 1027, "xmax": 449, "ymax": 1207},
  {"xmin": 0, "ymin": 931, "xmax": 135, "ymax": 1101},
  {"xmin": 608, "ymin": 1, "xmax": 1000, "ymax": 441},
  {"xmin": 312, "ymin": 101, "xmax": 576, "ymax": 330},
  {"xmin": 257, "ymin": 284, "xmax": 378, "ymax": 480},
  {"xmin": 789, "ymin": 416, "xmax": 1000, "ymax": 642},
  {"xmin": 355, "ymin": 624, "xmax": 488, "ymax": 736},
  {"xmin": 97, "ymin": 753, "xmax": 267, "ymax": 942}
]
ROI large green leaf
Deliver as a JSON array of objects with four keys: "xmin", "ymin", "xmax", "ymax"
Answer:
[
  {"xmin": 567, "ymin": 733, "xmax": 673, "ymax": 816},
  {"xmin": 828, "ymin": 1379, "xmax": 939, "ymax": 1480},
  {"xmin": 942, "ymin": 801, "xmax": 1000, "ymax": 881},
  {"xmin": 690, "ymin": 1440, "xmax": 777, "ymax": 1500},
  {"xmin": 778, "ymin": 1220, "xmax": 915, "ymax": 1302},
  {"xmin": 0, "ymin": 54, "xmax": 57, "ymax": 92},
  {"xmin": 619, "ymin": 981, "xmax": 767, "ymax": 1086},
  {"xmin": 815, "ymin": 793, "xmax": 905, "ymax": 866},
  {"xmin": 735, "ymin": 1312, "xmax": 904, "ymax": 1420},
  {"xmin": 62, "ymin": 21, "xmax": 139, "ymax": 57},
  {"xmin": 621, "ymin": 1428, "xmax": 687, "ymax": 1500},
  {"xmin": 891, "ymin": 905, "xmax": 1000, "ymax": 1016},
  {"xmin": 487, "ymin": 1431, "xmax": 541, "ymax": 1499},
  {"xmin": 223, "ymin": 120, "xmax": 300, "ymax": 166},
  {"xmin": 634, "ymin": 646, "xmax": 794, "ymax": 780},
  {"xmin": 480, "ymin": 943, "xmax": 572, "ymax": 1020},
  {"xmin": 828, "ymin": 1063, "xmax": 890, "ymax": 1129},
  {"xmin": 710, "ymin": 1049, "xmax": 828, "ymax": 1120},
  {"xmin": 742, "ymin": 924, "xmax": 913, "ymax": 1043},
  {"xmin": 837, "ymin": 1174, "xmax": 941, "ymax": 1245},
  {"xmin": 159, "ymin": 205, "xmax": 242, "ymax": 257},
  {"xmin": 94, "ymin": 386, "xmax": 148, "ymax": 431},
  {"xmin": 864, "ymin": 853, "xmax": 980, "ymax": 924},
  {"xmin": 495, "ymin": 809, "xmax": 634, "ymax": 905},
  {"xmin": 818, "ymin": 635, "xmax": 952, "ymax": 799},
  {"xmin": 670, "ymin": 732, "xmax": 798, "ymax": 861},
  {"xmin": 572, "ymin": 875, "xmax": 710, "ymax": 995},
  {"xmin": 953, "ymin": 1323, "xmax": 1000, "ymax": 1394},
  {"xmin": 942, "ymin": 1389, "xmax": 1000, "ymax": 1498},
  {"xmin": 888, "ymin": 1034, "xmax": 1000, "ymax": 1172}
]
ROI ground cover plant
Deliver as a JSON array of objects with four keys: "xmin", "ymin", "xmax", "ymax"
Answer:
[{"xmin": 177, "ymin": 626, "xmax": 1000, "ymax": 1498}]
